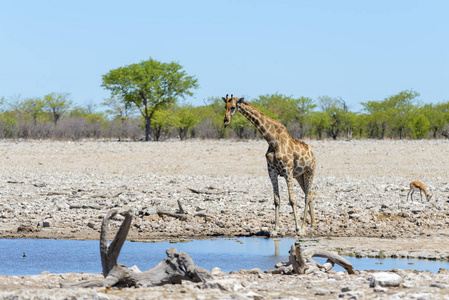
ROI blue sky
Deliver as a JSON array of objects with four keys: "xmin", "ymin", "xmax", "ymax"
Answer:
[{"xmin": 1, "ymin": 1, "xmax": 448, "ymax": 112}]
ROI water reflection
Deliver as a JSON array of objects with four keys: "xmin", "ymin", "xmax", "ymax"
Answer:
[
  {"xmin": 273, "ymin": 238, "xmax": 280, "ymax": 256},
  {"xmin": 0, "ymin": 238, "xmax": 448, "ymax": 276}
]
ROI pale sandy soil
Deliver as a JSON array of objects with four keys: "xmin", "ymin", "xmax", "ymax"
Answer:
[{"xmin": 1, "ymin": 139, "xmax": 449, "ymax": 299}]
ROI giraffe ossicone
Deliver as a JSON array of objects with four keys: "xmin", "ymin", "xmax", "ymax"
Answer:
[{"xmin": 222, "ymin": 94, "xmax": 317, "ymax": 236}]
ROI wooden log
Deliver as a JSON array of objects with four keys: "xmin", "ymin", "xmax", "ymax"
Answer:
[
  {"xmin": 305, "ymin": 249, "xmax": 355, "ymax": 274},
  {"xmin": 177, "ymin": 199, "xmax": 185, "ymax": 214},
  {"xmin": 289, "ymin": 243, "xmax": 308, "ymax": 274},
  {"xmin": 156, "ymin": 207, "xmax": 213, "ymax": 221},
  {"xmin": 157, "ymin": 210, "xmax": 188, "ymax": 220},
  {"xmin": 100, "ymin": 209, "xmax": 132, "ymax": 277},
  {"xmin": 62, "ymin": 209, "xmax": 213, "ymax": 288},
  {"xmin": 286, "ymin": 242, "xmax": 354, "ymax": 275}
]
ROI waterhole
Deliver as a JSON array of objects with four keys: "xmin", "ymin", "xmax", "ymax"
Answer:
[{"xmin": 1, "ymin": 238, "xmax": 447, "ymax": 276}]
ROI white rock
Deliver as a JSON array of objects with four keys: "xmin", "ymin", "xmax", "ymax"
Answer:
[
  {"xmin": 211, "ymin": 267, "xmax": 223, "ymax": 276},
  {"xmin": 204, "ymin": 279, "xmax": 244, "ymax": 291},
  {"xmin": 93, "ymin": 293, "xmax": 110, "ymax": 300},
  {"xmin": 370, "ymin": 272, "xmax": 402, "ymax": 287},
  {"xmin": 129, "ymin": 265, "xmax": 141, "ymax": 273}
]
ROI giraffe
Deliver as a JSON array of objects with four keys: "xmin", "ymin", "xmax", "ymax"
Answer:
[{"xmin": 222, "ymin": 94, "xmax": 317, "ymax": 236}]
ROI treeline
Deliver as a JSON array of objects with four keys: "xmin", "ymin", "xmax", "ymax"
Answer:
[{"xmin": 1, "ymin": 90, "xmax": 449, "ymax": 141}]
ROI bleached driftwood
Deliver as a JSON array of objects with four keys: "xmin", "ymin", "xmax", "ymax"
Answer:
[
  {"xmin": 157, "ymin": 199, "xmax": 213, "ymax": 221},
  {"xmin": 62, "ymin": 209, "xmax": 212, "ymax": 288},
  {"xmin": 272, "ymin": 242, "xmax": 354, "ymax": 275}
]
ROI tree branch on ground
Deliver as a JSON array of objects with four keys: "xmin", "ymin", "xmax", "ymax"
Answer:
[{"xmin": 157, "ymin": 199, "xmax": 214, "ymax": 221}]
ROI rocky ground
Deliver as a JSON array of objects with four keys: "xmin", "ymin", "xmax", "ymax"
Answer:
[{"xmin": 1, "ymin": 139, "xmax": 449, "ymax": 299}]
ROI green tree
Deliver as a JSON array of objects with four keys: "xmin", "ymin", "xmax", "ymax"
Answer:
[
  {"xmin": 309, "ymin": 111, "xmax": 329, "ymax": 139},
  {"xmin": 362, "ymin": 90, "xmax": 419, "ymax": 139},
  {"xmin": 8, "ymin": 96, "xmax": 45, "ymax": 125},
  {"xmin": 151, "ymin": 108, "xmax": 177, "ymax": 141},
  {"xmin": 353, "ymin": 113, "xmax": 368, "ymax": 138},
  {"xmin": 174, "ymin": 104, "xmax": 200, "ymax": 140},
  {"xmin": 0, "ymin": 111, "xmax": 18, "ymax": 138},
  {"xmin": 253, "ymin": 93, "xmax": 289, "ymax": 123},
  {"xmin": 101, "ymin": 58, "xmax": 199, "ymax": 141},
  {"xmin": 102, "ymin": 96, "xmax": 138, "ymax": 140},
  {"xmin": 386, "ymin": 90, "xmax": 419, "ymax": 139},
  {"xmin": 423, "ymin": 102, "xmax": 449, "ymax": 138},
  {"xmin": 411, "ymin": 113, "xmax": 430, "ymax": 139},
  {"xmin": 318, "ymin": 96, "xmax": 350, "ymax": 140},
  {"xmin": 293, "ymin": 96, "xmax": 316, "ymax": 138},
  {"xmin": 70, "ymin": 104, "xmax": 106, "ymax": 124},
  {"xmin": 361, "ymin": 100, "xmax": 389, "ymax": 138},
  {"xmin": 101, "ymin": 95, "xmax": 137, "ymax": 121},
  {"xmin": 0, "ymin": 96, "xmax": 6, "ymax": 113},
  {"xmin": 195, "ymin": 97, "xmax": 228, "ymax": 139},
  {"xmin": 252, "ymin": 94, "xmax": 316, "ymax": 135},
  {"xmin": 337, "ymin": 99, "xmax": 357, "ymax": 139},
  {"xmin": 22, "ymin": 98, "xmax": 45, "ymax": 124},
  {"xmin": 229, "ymin": 113, "xmax": 251, "ymax": 139},
  {"xmin": 43, "ymin": 92, "xmax": 73, "ymax": 125},
  {"xmin": 327, "ymin": 107, "xmax": 343, "ymax": 139}
]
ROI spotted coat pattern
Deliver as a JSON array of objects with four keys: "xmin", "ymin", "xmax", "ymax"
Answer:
[{"xmin": 223, "ymin": 94, "xmax": 316, "ymax": 236}]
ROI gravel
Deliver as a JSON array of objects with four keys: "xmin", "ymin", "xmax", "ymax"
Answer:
[{"xmin": 1, "ymin": 139, "xmax": 449, "ymax": 299}]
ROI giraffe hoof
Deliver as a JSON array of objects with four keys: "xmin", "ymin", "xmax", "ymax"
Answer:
[
  {"xmin": 308, "ymin": 228, "xmax": 315, "ymax": 237},
  {"xmin": 296, "ymin": 227, "xmax": 307, "ymax": 237}
]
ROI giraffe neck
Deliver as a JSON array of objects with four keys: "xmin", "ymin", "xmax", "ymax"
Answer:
[{"xmin": 238, "ymin": 101, "xmax": 279, "ymax": 143}]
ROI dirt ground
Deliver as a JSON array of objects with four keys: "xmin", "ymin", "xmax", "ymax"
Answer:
[{"xmin": 1, "ymin": 139, "xmax": 449, "ymax": 299}]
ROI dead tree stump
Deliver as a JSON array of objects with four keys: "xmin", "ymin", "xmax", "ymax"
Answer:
[
  {"xmin": 62, "ymin": 209, "xmax": 213, "ymax": 288},
  {"xmin": 275, "ymin": 242, "xmax": 355, "ymax": 275}
]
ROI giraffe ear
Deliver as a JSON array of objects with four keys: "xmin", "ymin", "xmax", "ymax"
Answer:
[
  {"xmin": 222, "ymin": 97, "xmax": 227, "ymax": 103},
  {"xmin": 237, "ymin": 97, "xmax": 244, "ymax": 104}
]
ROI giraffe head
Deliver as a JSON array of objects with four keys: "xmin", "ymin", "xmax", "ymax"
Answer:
[{"xmin": 222, "ymin": 94, "xmax": 244, "ymax": 127}]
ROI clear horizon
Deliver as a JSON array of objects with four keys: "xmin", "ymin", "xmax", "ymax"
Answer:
[{"xmin": 1, "ymin": 1, "xmax": 448, "ymax": 112}]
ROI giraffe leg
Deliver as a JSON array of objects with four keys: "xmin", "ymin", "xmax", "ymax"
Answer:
[
  {"xmin": 296, "ymin": 175, "xmax": 308, "ymax": 225},
  {"xmin": 267, "ymin": 166, "xmax": 280, "ymax": 237},
  {"xmin": 308, "ymin": 192, "xmax": 316, "ymax": 230},
  {"xmin": 296, "ymin": 174, "xmax": 314, "ymax": 229},
  {"xmin": 303, "ymin": 168, "xmax": 316, "ymax": 231},
  {"xmin": 285, "ymin": 173, "xmax": 301, "ymax": 235}
]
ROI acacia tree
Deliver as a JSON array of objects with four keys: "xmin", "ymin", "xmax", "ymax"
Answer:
[
  {"xmin": 309, "ymin": 111, "xmax": 329, "ymax": 139},
  {"xmin": 318, "ymin": 96, "xmax": 345, "ymax": 139},
  {"xmin": 102, "ymin": 95, "xmax": 137, "ymax": 121},
  {"xmin": 8, "ymin": 96, "xmax": 45, "ymax": 125},
  {"xmin": 386, "ymin": 90, "xmax": 419, "ymax": 139},
  {"xmin": 253, "ymin": 93, "xmax": 316, "ymax": 138},
  {"xmin": 21, "ymin": 98, "xmax": 45, "ymax": 125},
  {"xmin": 411, "ymin": 113, "xmax": 430, "ymax": 139},
  {"xmin": 43, "ymin": 92, "xmax": 73, "ymax": 125},
  {"xmin": 253, "ymin": 93, "xmax": 293, "ymax": 124},
  {"xmin": 151, "ymin": 108, "xmax": 177, "ymax": 141},
  {"xmin": 193, "ymin": 97, "xmax": 228, "ymax": 139},
  {"xmin": 0, "ymin": 96, "xmax": 5, "ymax": 113},
  {"xmin": 229, "ymin": 112, "xmax": 251, "ymax": 139},
  {"xmin": 422, "ymin": 102, "xmax": 449, "ymax": 138},
  {"xmin": 174, "ymin": 104, "xmax": 200, "ymax": 140},
  {"xmin": 293, "ymin": 96, "xmax": 316, "ymax": 138},
  {"xmin": 101, "ymin": 58, "xmax": 198, "ymax": 141},
  {"xmin": 361, "ymin": 100, "xmax": 389, "ymax": 139}
]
